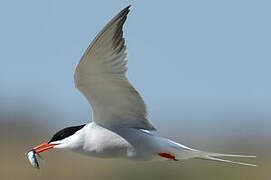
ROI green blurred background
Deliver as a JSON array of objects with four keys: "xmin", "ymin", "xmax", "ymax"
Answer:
[{"xmin": 1, "ymin": 0, "xmax": 270, "ymax": 179}]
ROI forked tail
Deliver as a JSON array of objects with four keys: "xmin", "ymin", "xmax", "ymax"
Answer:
[
  {"xmin": 197, "ymin": 152, "xmax": 257, "ymax": 167},
  {"xmin": 161, "ymin": 139, "xmax": 257, "ymax": 167}
]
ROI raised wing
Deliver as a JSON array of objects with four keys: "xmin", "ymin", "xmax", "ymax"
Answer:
[{"xmin": 74, "ymin": 6, "xmax": 156, "ymax": 130}]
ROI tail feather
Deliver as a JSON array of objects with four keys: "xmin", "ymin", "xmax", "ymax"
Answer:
[
  {"xmin": 196, "ymin": 151, "xmax": 257, "ymax": 167},
  {"xmin": 200, "ymin": 155, "xmax": 257, "ymax": 167},
  {"xmin": 209, "ymin": 153, "xmax": 256, "ymax": 158},
  {"xmin": 162, "ymin": 138, "xmax": 256, "ymax": 167}
]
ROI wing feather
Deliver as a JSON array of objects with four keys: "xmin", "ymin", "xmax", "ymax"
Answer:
[{"xmin": 74, "ymin": 6, "xmax": 156, "ymax": 130}]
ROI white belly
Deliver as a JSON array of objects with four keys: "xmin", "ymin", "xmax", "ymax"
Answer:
[
  {"xmin": 70, "ymin": 123, "xmax": 158, "ymax": 160},
  {"xmin": 67, "ymin": 123, "xmax": 192, "ymax": 161}
]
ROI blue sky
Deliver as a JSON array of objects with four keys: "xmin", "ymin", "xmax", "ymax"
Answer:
[{"xmin": 1, "ymin": 1, "xmax": 270, "ymax": 138}]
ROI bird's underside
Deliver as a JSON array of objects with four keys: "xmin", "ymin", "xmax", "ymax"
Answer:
[
  {"xmin": 27, "ymin": 5, "xmax": 256, "ymax": 169},
  {"xmin": 56, "ymin": 123, "xmax": 256, "ymax": 166}
]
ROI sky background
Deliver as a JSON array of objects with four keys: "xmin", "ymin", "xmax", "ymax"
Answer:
[{"xmin": 1, "ymin": 0, "xmax": 270, "ymax": 142}]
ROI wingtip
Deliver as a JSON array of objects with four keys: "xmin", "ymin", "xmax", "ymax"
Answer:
[
  {"xmin": 115, "ymin": 5, "xmax": 131, "ymax": 22},
  {"xmin": 122, "ymin": 5, "xmax": 131, "ymax": 14}
]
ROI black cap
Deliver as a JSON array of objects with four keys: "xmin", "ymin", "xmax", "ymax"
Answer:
[{"xmin": 49, "ymin": 124, "xmax": 86, "ymax": 143}]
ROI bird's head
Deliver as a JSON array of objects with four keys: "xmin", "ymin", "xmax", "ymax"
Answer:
[{"xmin": 33, "ymin": 124, "xmax": 86, "ymax": 154}]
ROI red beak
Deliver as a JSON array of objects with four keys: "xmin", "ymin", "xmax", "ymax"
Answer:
[{"xmin": 33, "ymin": 142, "xmax": 57, "ymax": 154}]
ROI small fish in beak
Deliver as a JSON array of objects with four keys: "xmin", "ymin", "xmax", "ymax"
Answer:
[
  {"xmin": 26, "ymin": 142, "xmax": 57, "ymax": 169},
  {"xmin": 26, "ymin": 150, "xmax": 40, "ymax": 169}
]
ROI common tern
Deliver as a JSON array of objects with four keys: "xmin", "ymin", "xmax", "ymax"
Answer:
[{"xmin": 28, "ymin": 5, "xmax": 256, "ymax": 168}]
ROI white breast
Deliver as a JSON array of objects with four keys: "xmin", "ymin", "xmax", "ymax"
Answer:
[{"xmin": 77, "ymin": 123, "xmax": 134, "ymax": 158}]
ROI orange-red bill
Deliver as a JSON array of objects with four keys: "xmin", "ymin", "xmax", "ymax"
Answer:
[{"xmin": 33, "ymin": 142, "xmax": 57, "ymax": 154}]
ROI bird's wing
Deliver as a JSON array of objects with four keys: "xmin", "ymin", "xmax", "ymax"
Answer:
[{"xmin": 74, "ymin": 6, "xmax": 156, "ymax": 130}]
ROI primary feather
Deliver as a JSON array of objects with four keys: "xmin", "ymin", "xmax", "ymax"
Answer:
[{"xmin": 74, "ymin": 6, "xmax": 155, "ymax": 130}]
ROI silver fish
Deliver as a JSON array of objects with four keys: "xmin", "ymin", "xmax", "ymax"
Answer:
[{"xmin": 26, "ymin": 150, "xmax": 40, "ymax": 169}]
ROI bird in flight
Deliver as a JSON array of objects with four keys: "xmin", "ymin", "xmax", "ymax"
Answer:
[{"xmin": 28, "ymin": 5, "xmax": 256, "ymax": 168}]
